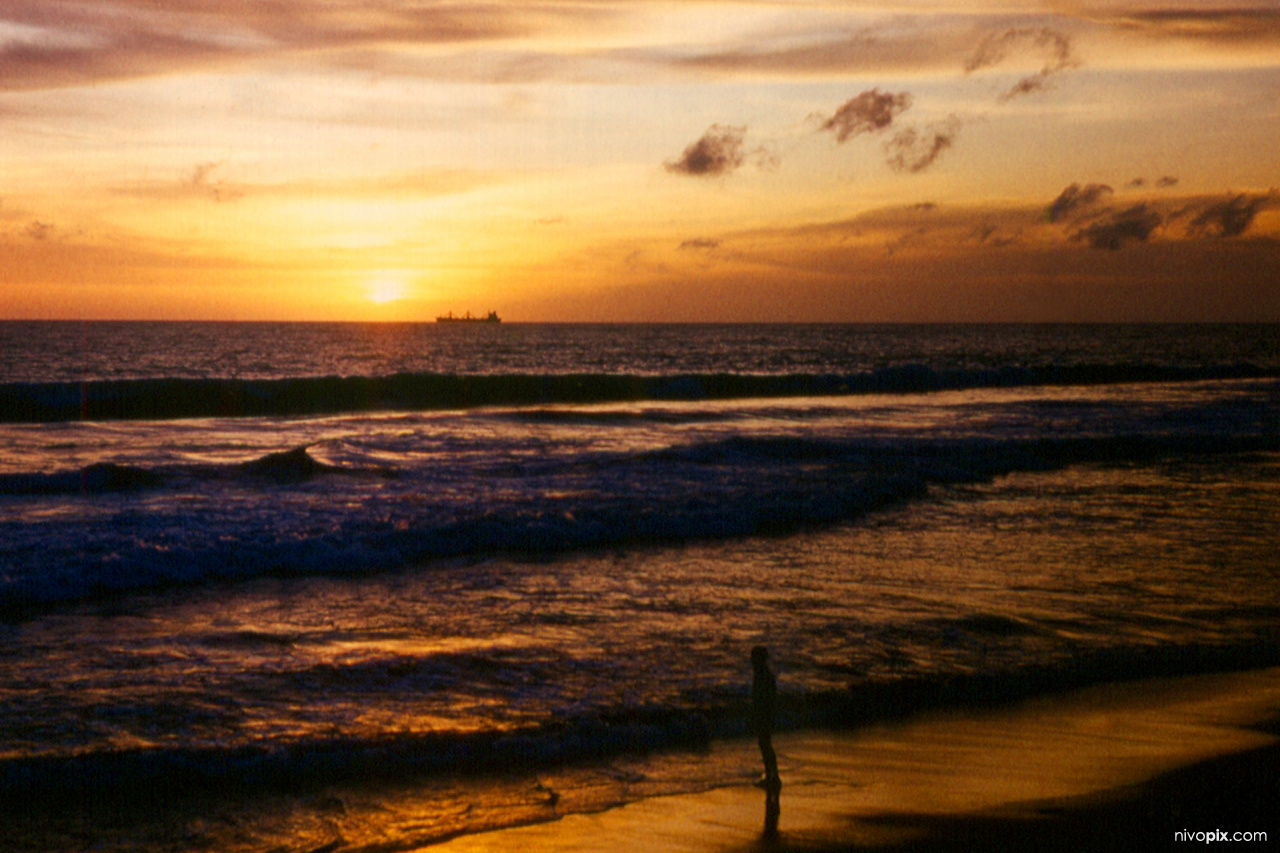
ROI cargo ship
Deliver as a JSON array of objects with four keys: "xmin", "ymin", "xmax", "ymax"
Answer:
[{"xmin": 436, "ymin": 311, "xmax": 501, "ymax": 323}]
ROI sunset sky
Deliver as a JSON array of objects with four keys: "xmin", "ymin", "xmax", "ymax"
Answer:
[{"xmin": 2, "ymin": 1, "xmax": 1278, "ymax": 322}]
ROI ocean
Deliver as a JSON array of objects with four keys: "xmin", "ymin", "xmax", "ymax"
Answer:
[{"xmin": 1, "ymin": 321, "xmax": 1278, "ymax": 851}]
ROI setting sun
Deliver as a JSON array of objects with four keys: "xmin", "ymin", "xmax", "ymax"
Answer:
[{"xmin": 366, "ymin": 273, "xmax": 410, "ymax": 305}]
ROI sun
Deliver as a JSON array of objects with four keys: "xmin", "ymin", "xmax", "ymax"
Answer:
[{"xmin": 365, "ymin": 273, "xmax": 410, "ymax": 305}]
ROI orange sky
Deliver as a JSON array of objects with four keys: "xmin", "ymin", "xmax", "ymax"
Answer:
[{"xmin": 2, "ymin": 1, "xmax": 1278, "ymax": 321}]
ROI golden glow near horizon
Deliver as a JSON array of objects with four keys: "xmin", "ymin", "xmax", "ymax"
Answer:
[{"xmin": 2, "ymin": 1, "xmax": 1279, "ymax": 322}]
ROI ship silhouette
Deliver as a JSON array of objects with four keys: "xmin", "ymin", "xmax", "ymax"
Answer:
[{"xmin": 436, "ymin": 310, "xmax": 501, "ymax": 323}]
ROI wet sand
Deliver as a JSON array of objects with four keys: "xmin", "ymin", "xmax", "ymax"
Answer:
[{"xmin": 425, "ymin": 668, "xmax": 1280, "ymax": 852}]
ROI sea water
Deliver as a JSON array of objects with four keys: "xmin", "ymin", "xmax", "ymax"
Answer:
[{"xmin": 0, "ymin": 322, "xmax": 1277, "ymax": 851}]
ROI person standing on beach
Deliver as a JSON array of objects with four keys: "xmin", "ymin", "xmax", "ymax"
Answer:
[
  {"xmin": 751, "ymin": 646, "xmax": 779, "ymax": 784},
  {"xmin": 752, "ymin": 645, "xmax": 782, "ymax": 829}
]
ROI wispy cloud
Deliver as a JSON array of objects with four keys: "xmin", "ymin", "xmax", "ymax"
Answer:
[
  {"xmin": 885, "ymin": 118, "xmax": 961, "ymax": 174},
  {"xmin": 812, "ymin": 89, "xmax": 963, "ymax": 174},
  {"xmin": 679, "ymin": 85, "xmax": 949, "ymax": 178},
  {"xmin": 1100, "ymin": 8, "xmax": 1280, "ymax": 47},
  {"xmin": 1047, "ymin": 183, "xmax": 1114, "ymax": 222},
  {"xmin": 22, "ymin": 220, "xmax": 53, "ymax": 241},
  {"xmin": 110, "ymin": 163, "xmax": 259, "ymax": 203},
  {"xmin": 964, "ymin": 27, "xmax": 1079, "ymax": 101},
  {"xmin": 0, "ymin": 1, "xmax": 597, "ymax": 90},
  {"xmin": 665, "ymin": 125, "xmax": 776, "ymax": 178},
  {"xmin": 1047, "ymin": 185, "xmax": 1275, "ymax": 249},
  {"xmin": 113, "ymin": 165, "xmax": 503, "ymax": 204},
  {"xmin": 1072, "ymin": 204, "xmax": 1163, "ymax": 250},
  {"xmin": 1185, "ymin": 193, "xmax": 1277, "ymax": 238},
  {"xmin": 818, "ymin": 89, "xmax": 913, "ymax": 143},
  {"xmin": 679, "ymin": 238, "xmax": 721, "ymax": 251},
  {"xmin": 680, "ymin": 187, "xmax": 1278, "ymax": 264},
  {"xmin": 670, "ymin": 18, "xmax": 974, "ymax": 78},
  {"xmin": 185, "ymin": 162, "xmax": 243, "ymax": 203},
  {"xmin": 665, "ymin": 125, "xmax": 747, "ymax": 177}
]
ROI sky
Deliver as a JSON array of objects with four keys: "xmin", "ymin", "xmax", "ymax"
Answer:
[{"xmin": 1, "ymin": 1, "xmax": 1278, "ymax": 322}]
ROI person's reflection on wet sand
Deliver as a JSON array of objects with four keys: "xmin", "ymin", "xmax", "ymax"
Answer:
[{"xmin": 751, "ymin": 645, "xmax": 781, "ymax": 837}]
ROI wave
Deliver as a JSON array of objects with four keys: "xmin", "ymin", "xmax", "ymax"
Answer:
[
  {"xmin": 0, "ymin": 447, "xmax": 392, "ymax": 495},
  {"xmin": 2, "ymin": 363, "xmax": 1273, "ymax": 422},
  {"xmin": 2, "ymin": 638, "xmax": 1276, "ymax": 809},
  {"xmin": 3, "ymin": 428, "xmax": 1277, "ymax": 613},
  {"xmin": 0, "ymin": 462, "xmax": 164, "ymax": 495}
]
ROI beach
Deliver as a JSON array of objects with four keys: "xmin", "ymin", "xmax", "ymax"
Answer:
[{"xmin": 429, "ymin": 667, "xmax": 1280, "ymax": 852}]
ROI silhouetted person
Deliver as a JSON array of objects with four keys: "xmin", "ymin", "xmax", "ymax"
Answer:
[{"xmin": 752, "ymin": 645, "xmax": 781, "ymax": 836}]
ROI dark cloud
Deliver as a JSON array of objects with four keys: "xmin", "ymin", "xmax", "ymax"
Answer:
[
  {"xmin": 969, "ymin": 221, "xmax": 1023, "ymax": 248},
  {"xmin": 964, "ymin": 27, "xmax": 1078, "ymax": 101},
  {"xmin": 1047, "ymin": 183, "xmax": 1114, "ymax": 223},
  {"xmin": 1046, "ymin": 186, "xmax": 1272, "ymax": 248},
  {"xmin": 665, "ymin": 126, "xmax": 776, "ymax": 178},
  {"xmin": 999, "ymin": 74, "xmax": 1049, "ymax": 100},
  {"xmin": 1187, "ymin": 193, "xmax": 1275, "ymax": 238},
  {"xmin": 679, "ymin": 238, "xmax": 721, "ymax": 251},
  {"xmin": 1130, "ymin": 176, "xmax": 1179, "ymax": 190},
  {"xmin": 1073, "ymin": 205, "xmax": 1163, "ymax": 250},
  {"xmin": 971, "ymin": 222, "xmax": 999, "ymax": 244},
  {"xmin": 665, "ymin": 125, "xmax": 747, "ymax": 177},
  {"xmin": 884, "ymin": 118, "xmax": 960, "ymax": 174},
  {"xmin": 24, "ymin": 220, "xmax": 52, "ymax": 241},
  {"xmin": 819, "ymin": 90, "xmax": 912, "ymax": 143}
]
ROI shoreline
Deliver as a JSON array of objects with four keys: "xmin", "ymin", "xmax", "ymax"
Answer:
[{"xmin": 423, "ymin": 667, "xmax": 1280, "ymax": 852}]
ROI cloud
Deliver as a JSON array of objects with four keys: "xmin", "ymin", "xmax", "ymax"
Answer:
[
  {"xmin": 964, "ymin": 27, "xmax": 1079, "ymax": 101},
  {"xmin": 999, "ymin": 74, "xmax": 1052, "ymax": 100},
  {"xmin": 1186, "ymin": 193, "xmax": 1276, "ymax": 238},
  {"xmin": 665, "ymin": 125, "xmax": 745, "ymax": 177},
  {"xmin": 23, "ymin": 220, "xmax": 53, "ymax": 241},
  {"xmin": 818, "ymin": 90, "xmax": 913, "ymax": 143},
  {"xmin": 884, "ymin": 118, "xmax": 960, "ymax": 174},
  {"xmin": 666, "ymin": 17, "xmax": 978, "ymax": 79},
  {"xmin": 112, "ymin": 162, "xmax": 245, "ymax": 203},
  {"xmin": 113, "ymin": 166, "xmax": 503, "ymax": 206},
  {"xmin": 0, "ymin": 1, "xmax": 585, "ymax": 90},
  {"xmin": 666, "ymin": 125, "xmax": 778, "ymax": 178},
  {"xmin": 684, "ymin": 188, "xmax": 1279, "ymax": 261},
  {"xmin": 1046, "ymin": 186, "xmax": 1274, "ymax": 247},
  {"xmin": 1072, "ymin": 204, "xmax": 1163, "ymax": 250},
  {"xmin": 679, "ymin": 238, "xmax": 721, "ymax": 251},
  {"xmin": 813, "ymin": 89, "xmax": 961, "ymax": 175},
  {"xmin": 1047, "ymin": 183, "xmax": 1114, "ymax": 222},
  {"xmin": 1103, "ymin": 9, "xmax": 1280, "ymax": 47},
  {"xmin": 187, "ymin": 162, "xmax": 243, "ymax": 203},
  {"xmin": 1130, "ymin": 176, "xmax": 1179, "ymax": 190}
]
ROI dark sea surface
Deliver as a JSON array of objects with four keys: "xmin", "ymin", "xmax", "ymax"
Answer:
[{"xmin": 1, "ymin": 322, "xmax": 1278, "ymax": 851}]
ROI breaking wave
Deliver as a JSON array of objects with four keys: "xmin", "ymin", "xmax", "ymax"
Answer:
[
  {"xmin": 3, "ymin": 428, "xmax": 1277, "ymax": 613},
  {"xmin": 2, "ymin": 362, "xmax": 1272, "ymax": 422}
]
